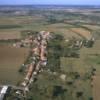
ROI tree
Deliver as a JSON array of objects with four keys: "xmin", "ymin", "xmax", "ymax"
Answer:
[{"xmin": 76, "ymin": 91, "xmax": 84, "ymax": 100}]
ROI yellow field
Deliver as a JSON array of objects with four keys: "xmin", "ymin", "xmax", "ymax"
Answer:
[
  {"xmin": 45, "ymin": 24, "xmax": 81, "ymax": 39},
  {"xmin": 70, "ymin": 28, "xmax": 92, "ymax": 39},
  {"xmin": 83, "ymin": 24, "xmax": 100, "ymax": 31}
]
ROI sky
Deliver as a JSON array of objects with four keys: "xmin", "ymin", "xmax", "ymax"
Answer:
[{"xmin": 0, "ymin": 0, "xmax": 100, "ymax": 5}]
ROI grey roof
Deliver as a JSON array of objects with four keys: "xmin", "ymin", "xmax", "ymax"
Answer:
[{"xmin": 0, "ymin": 94, "xmax": 5, "ymax": 100}]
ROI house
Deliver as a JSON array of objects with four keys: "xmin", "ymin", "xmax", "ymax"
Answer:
[{"xmin": 25, "ymin": 62, "xmax": 36, "ymax": 81}]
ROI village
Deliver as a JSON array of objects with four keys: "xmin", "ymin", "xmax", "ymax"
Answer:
[
  {"xmin": 0, "ymin": 4, "xmax": 100, "ymax": 100},
  {"xmin": 0, "ymin": 31, "xmax": 52, "ymax": 100},
  {"xmin": 20, "ymin": 31, "xmax": 51, "ymax": 91},
  {"xmin": 0, "ymin": 29, "xmax": 96, "ymax": 100}
]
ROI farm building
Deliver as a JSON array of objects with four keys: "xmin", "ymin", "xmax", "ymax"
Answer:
[{"xmin": 0, "ymin": 86, "xmax": 10, "ymax": 100}]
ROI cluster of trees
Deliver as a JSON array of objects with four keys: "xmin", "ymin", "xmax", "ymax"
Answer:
[
  {"xmin": 61, "ymin": 42, "xmax": 79, "ymax": 58},
  {"xmin": 26, "ymin": 84, "xmax": 67, "ymax": 100},
  {"xmin": 83, "ymin": 39, "xmax": 94, "ymax": 48},
  {"xmin": 26, "ymin": 73, "xmax": 93, "ymax": 100},
  {"xmin": 47, "ymin": 34, "xmax": 80, "ymax": 71},
  {"xmin": 47, "ymin": 34, "xmax": 63, "ymax": 71}
]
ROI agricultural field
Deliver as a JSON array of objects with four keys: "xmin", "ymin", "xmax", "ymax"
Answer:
[
  {"xmin": 0, "ymin": 29, "xmax": 21, "ymax": 40},
  {"xmin": 70, "ymin": 28, "xmax": 92, "ymax": 39},
  {"xmin": 45, "ymin": 23, "xmax": 82, "ymax": 39},
  {"xmin": 82, "ymin": 24, "xmax": 100, "ymax": 31},
  {"xmin": 1, "ymin": 5, "xmax": 100, "ymax": 100},
  {"xmin": 79, "ymin": 40, "xmax": 100, "ymax": 100},
  {"xmin": 60, "ymin": 40, "xmax": 100, "ymax": 100},
  {"xmin": 0, "ymin": 45, "xmax": 29, "ymax": 84}
]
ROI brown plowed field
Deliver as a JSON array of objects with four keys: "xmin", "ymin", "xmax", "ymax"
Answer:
[
  {"xmin": 0, "ymin": 30, "xmax": 21, "ymax": 40},
  {"xmin": 0, "ymin": 45, "xmax": 29, "ymax": 84}
]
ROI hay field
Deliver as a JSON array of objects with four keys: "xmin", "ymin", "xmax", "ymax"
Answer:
[
  {"xmin": 82, "ymin": 24, "xmax": 100, "ymax": 31},
  {"xmin": 70, "ymin": 28, "xmax": 92, "ymax": 39}
]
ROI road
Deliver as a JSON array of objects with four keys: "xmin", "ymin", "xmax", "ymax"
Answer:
[{"xmin": 93, "ymin": 75, "xmax": 100, "ymax": 100}]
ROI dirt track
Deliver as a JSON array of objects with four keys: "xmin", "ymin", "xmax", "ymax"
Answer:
[{"xmin": 93, "ymin": 75, "xmax": 100, "ymax": 100}]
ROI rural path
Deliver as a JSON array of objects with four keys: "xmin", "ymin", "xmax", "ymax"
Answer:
[{"xmin": 93, "ymin": 75, "xmax": 100, "ymax": 100}]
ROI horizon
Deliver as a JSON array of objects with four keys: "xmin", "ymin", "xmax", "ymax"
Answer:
[
  {"xmin": 0, "ymin": 0, "xmax": 100, "ymax": 6},
  {"xmin": 0, "ymin": 4, "xmax": 100, "ymax": 6}
]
